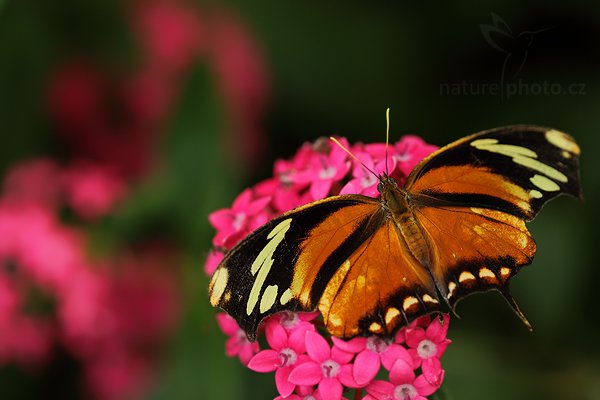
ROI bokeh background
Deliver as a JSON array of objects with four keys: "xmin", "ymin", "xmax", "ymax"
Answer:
[{"xmin": 0, "ymin": 0, "xmax": 598, "ymax": 399}]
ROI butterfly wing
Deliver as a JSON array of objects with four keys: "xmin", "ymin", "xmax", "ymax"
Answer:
[
  {"xmin": 209, "ymin": 194, "xmax": 441, "ymax": 340},
  {"xmin": 319, "ymin": 217, "xmax": 441, "ymax": 338},
  {"xmin": 405, "ymin": 125, "xmax": 581, "ymax": 320},
  {"xmin": 209, "ymin": 196, "xmax": 375, "ymax": 340}
]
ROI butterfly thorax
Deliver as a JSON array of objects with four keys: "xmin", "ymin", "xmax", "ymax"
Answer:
[{"xmin": 379, "ymin": 177, "xmax": 433, "ymax": 269}]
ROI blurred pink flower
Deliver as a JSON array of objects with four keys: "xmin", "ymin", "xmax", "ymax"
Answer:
[
  {"xmin": 365, "ymin": 358, "xmax": 443, "ymax": 400},
  {"xmin": 62, "ymin": 163, "xmax": 127, "ymax": 220},
  {"xmin": 394, "ymin": 136, "xmax": 438, "ymax": 177},
  {"xmin": 133, "ymin": 0, "xmax": 206, "ymax": 74},
  {"xmin": 216, "ymin": 313, "xmax": 259, "ymax": 366},
  {"xmin": 210, "ymin": 7, "xmax": 269, "ymax": 169},
  {"xmin": 2, "ymin": 159, "xmax": 61, "ymax": 209},
  {"xmin": 204, "ymin": 249, "xmax": 225, "ymax": 276}
]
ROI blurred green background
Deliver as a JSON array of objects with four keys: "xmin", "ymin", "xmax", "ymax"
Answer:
[{"xmin": 0, "ymin": 0, "xmax": 598, "ymax": 399}]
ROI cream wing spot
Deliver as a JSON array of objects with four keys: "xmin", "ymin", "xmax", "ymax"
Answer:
[
  {"xmin": 403, "ymin": 296, "xmax": 419, "ymax": 311},
  {"xmin": 385, "ymin": 307, "xmax": 401, "ymax": 325},
  {"xmin": 530, "ymin": 189, "xmax": 543, "ymax": 199},
  {"xmin": 369, "ymin": 322, "xmax": 383, "ymax": 333},
  {"xmin": 471, "ymin": 138, "xmax": 568, "ymax": 182},
  {"xmin": 500, "ymin": 267, "xmax": 511, "ymax": 278},
  {"xmin": 546, "ymin": 129, "xmax": 580, "ymax": 155},
  {"xmin": 448, "ymin": 282, "xmax": 457, "ymax": 298},
  {"xmin": 478, "ymin": 267, "xmax": 496, "ymax": 280},
  {"xmin": 246, "ymin": 218, "xmax": 292, "ymax": 316},
  {"xmin": 422, "ymin": 294, "xmax": 439, "ymax": 304},
  {"xmin": 459, "ymin": 271, "xmax": 476, "ymax": 283},
  {"xmin": 530, "ymin": 174, "xmax": 561, "ymax": 192},
  {"xmin": 260, "ymin": 285, "xmax": 279, "ymax": 313},
  {"xmin": 280, "ymin": 288, "xmax": 294, "ymax": 305},
  {"xmin": 209, "ymin": 268, "xmax": 228, "ymax": 306}
]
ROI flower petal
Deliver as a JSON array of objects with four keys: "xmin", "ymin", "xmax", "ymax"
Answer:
[
  {"xmin": 266, "ymin": 320, "xmax": 288, "ymax": 350},
  {"xmin": 305, "ymin": 331, "xmax": 330, "ymax": 362},
  {"xmin": 338, "ymin": 364, "xmax": 362, "ymax": 388},
  {"xmin": 288, "ymin": 325, "xmax": 311, "ymax": 353},
  {"xmin": 414, "ymin": 370, "xmax": 444, "ymax": 396},
  {"xmin": 353, "ymin": 350, "xmax": 380, "ymax": 386},
  {"xmin": 389, "ymin": 359, "xmax": 415, "ymax": 385},
  {"xmin": 232, "ymin": 189, "xmax": 253, "ymax": 210},
  {"xmin": 318, "ymin": 378, "xmax": 343, "ymax": 400},
  {"xmin": 331, "ymin": 346, "xmax": 354, "ymax": 365},
  {"xmin": 422, "ymin": 357, "xmax": 444, "ymax": 387},
  {"xmin": 215, "ymin": 313, "xmax": 239, "ymax": 335},
  {"xmin": 275, "ymin": 366, "xmax": 296, "ymax": 398},
  {"xmin": 365, "ymin": 380, "xmax": 395, "ymax": 399},
  {"xmin": 425, "ymin": 314, "xmax": 449, "ymax": 343},
  {"xmin": 381, "ymin": 344, "xmax": 413, "ymax": 371},
  {"xmin": 208, "ymin": 208, "xmax": 232, "ymax": 229},
  {"xmin": 288, "ymin": 361, "xmax": 322, "ymax": 386},
  {"xmin": 310, "ymin": 179, "xmax": 333, "ymax": 200},
  {"xmin": 405, "ymin": 327, "xmax": 426, "ymax": 348},
  {"xmin": 332, "ymin": 336, "xmax": 366, "ymax": 354},
  {"xmin": 248, "ymin": 349, "xmax": 280, "ymax": 372}
]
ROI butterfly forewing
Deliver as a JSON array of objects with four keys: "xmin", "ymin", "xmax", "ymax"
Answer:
[
  {"xmin": 406, "ymin": 126, "xmax": 582, "ymax": 219},
  {"xmin": 209, "ymin": 195, "xmax": 381, "ymax": 340}
]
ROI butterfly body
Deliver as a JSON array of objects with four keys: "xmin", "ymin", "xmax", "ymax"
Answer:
[
  {"xmin": 209, "ymin": 126, "xmax": 582, "ymax": 341},
  {"xmin": 379, "ymin": 178, "xmax": 433, "ymax": 271}
]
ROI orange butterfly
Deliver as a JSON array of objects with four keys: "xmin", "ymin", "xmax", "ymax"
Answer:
[{"xmin": 209, "ymin": 125, "xmax": 582, "ymax": 340}]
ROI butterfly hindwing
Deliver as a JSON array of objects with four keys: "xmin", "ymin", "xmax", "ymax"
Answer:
[{"xmin": 319, "ymin": 218, "xmax": 441, "ymax": 338}]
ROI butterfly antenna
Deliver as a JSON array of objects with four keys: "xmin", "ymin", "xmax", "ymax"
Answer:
[
  {"xmin": 329, "ymin": 137, "xmax": 379, "ymax": 180},
  {"xmin": 385, "ymin": 107, "xmax": 390, "ymax": 177}
]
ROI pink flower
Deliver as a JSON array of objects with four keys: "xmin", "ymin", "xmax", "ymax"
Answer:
[
  {"xmin": 332, "ymin": 335, "xmax": 413, "ymax": 386},
  {"xmin": 394, "ymin": 136, "xmax": 438, "ymax": 177},
  {"xmin": 204, "ymin": 249, "xmax": 224, "ymax": 276},
  {"xmin": 276, "ymin": 311, "xmax": 320, "ymax": 333},
  {"xmin": 248, "ymin": 320, "xmax": 312, "ymax": 397},
  {"xmin": 216, "ymin": 313, "xmax": 259, "ymax": 365},
  {"xmin": 366, "ymin": 358, "xmax": 443, "ymax": 400},
  {"xmin": 133, "ymin": 0, "xmax": 206, "ymax": 74},
  {"xmin": 2, "ymin": 159, "xmax": 61, "ymax": 209},
  {"xmin": 291, "ymin": 138, "xmax": 351, "ymax": 200},
  {"xmin": 340, "ymin": 147, "xmax": 395, "ymax": 197},
  {"xmin": 208, "ymin": 189, "xmax": 271, "ymax": 248},
  {"xmin": 288, "ymin": 331, "xmax": 359, "ymax": 400},
  {"xmin": 405, "ymin": 315, "xmax": 451, "ymax": 386},
  {"xmin": 275, "ymin": 385, "xmax": 349, "ymax": 400},
  {"xmin": 62, "ymin": 163, "xmax": 127, "ymax": 219}
]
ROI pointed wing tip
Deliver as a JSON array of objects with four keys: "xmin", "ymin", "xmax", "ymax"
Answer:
[{"xmin": 500, "ymin": 287, "xmax": 534, "ymax": 332}]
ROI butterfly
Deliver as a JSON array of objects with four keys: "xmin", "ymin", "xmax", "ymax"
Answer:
[{"xmin": 209, "ymin": 125, "xmax": 582, "ymax": 341}]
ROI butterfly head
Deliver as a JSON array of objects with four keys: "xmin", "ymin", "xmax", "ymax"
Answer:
[{"xmin": 377, "ymin": 174, "xmax": 399, "ymax": 194}]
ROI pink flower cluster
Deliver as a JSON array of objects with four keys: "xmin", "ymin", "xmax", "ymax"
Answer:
[
  {"xmin": 48, "ymin": 0, "xmax": 269, "ymax": 179},
  {"xmin": 0, "ymin": 159, "xmax": 180, "ymax": 399},
  {"xmin": 205, "ymin": 136, "xmax": 448, "ymax": 399}
]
